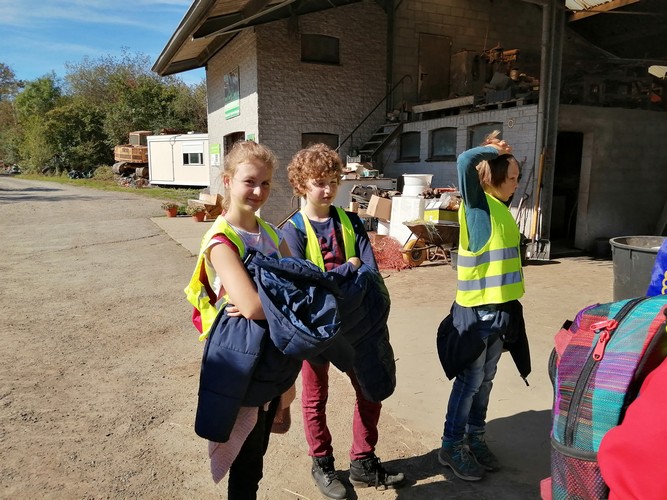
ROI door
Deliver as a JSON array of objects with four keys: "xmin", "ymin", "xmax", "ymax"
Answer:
[
  {"xmin": 224, "ymin": 131, "xmax": 245, "ymax": 154},
  {"xmin": 551, "ymin": 131, "xmax": 583, "ymax": 246},
  {"xmin": 418, "ymin": 33, "xmax": 452, "ymax": 103}
]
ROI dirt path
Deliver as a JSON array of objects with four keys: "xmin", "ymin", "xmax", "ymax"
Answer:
[{"xmin": 0, "ymin": 176, "xmax": 613, "ymax": 499}]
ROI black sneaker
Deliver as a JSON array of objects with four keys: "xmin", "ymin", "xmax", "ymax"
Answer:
[
  {"xmin": 466, "ymin": 432, "xmax": 500, "ymax": 472},
  {"xmin": 349, "ymin": 455, "xmax": 405, "ymax": 490},
  {"xmin": 311, "ymin": 456, "xmax": 347, "ymax": 499},
  {"xmin": 438, "ymin": 440, "xmax": 485, "ymax": 481}
]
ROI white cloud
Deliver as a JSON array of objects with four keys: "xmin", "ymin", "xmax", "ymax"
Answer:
[{"xmin": 0, "ymin": 0, "xmax": 190, "ymax": 32}]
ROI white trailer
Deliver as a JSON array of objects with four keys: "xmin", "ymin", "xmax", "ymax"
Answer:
[{"xmin": 147, "ymin": 133, "xmax": 210, "ymax": 187}]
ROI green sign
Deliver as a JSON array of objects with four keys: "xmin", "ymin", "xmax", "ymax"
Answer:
[{"xmin": 224, "ymin": 68, "xmax": 240, "ymax": 119}]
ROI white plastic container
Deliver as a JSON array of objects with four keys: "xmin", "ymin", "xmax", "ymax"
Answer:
[{"xmin": 402, "ymin": 174, "xmax": 433, "ymax": 197}]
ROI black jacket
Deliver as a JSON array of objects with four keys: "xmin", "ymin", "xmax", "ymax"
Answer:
[{"xmin": 436, "ymin": 300, "xmax": 531, "ymax": 383}]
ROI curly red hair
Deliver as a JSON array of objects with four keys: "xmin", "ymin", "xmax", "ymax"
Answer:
[{"xmin": 287, "ymin": 143, "xmax": 343, "ymax": 197}]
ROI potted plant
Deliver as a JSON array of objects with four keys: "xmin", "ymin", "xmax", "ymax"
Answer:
[
  {"xmin": 186, "ymin": 205, "xmax": 206, "ymax": 222},
  {"xmin": 161, "ymin": 202, "xmax": 179, "ymax": 218}
]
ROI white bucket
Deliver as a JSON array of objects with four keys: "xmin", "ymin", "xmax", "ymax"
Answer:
[{"xmin": 402, "ymin": 174, "xmax": 433, "ymax": 197}]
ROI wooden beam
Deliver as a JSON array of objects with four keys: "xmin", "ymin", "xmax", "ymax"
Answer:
[{"xmin": 569, "ymin": 0, "xmax": 640, "ymax": 22}]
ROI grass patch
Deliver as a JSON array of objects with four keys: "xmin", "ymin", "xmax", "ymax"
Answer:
[{"xmin": 18, "ymin": 173, "xmax": 202, "ymax": 205}]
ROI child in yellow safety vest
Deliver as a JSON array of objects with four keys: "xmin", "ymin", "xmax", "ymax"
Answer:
[
  {"xmin": 184, "ymin": 140, "xmax": 293, "ymax": 499},
  {"xmin": 283, "ymin": 143, "xmax": 405, "ymax": 499}
]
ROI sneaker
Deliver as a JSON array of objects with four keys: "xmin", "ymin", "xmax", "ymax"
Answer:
[
  {"xmin": 438, "ymin": 440, "xmax": 485, "ymax": 481},
  {"xmin": 466, "ymin": 432, "xmax": 500, "ymax": 472},
  {"xmin": 311, "ymin": 456, "xmax": 347, "ymax": 499},
  {"xmin": 349, "ymin": 455, "xmax": 405, "ymax": 490}
]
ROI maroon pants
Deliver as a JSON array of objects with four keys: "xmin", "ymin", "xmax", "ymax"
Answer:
[{"xmin": 301, "ymin": 360, "xmax": 382, "ymax": 461}]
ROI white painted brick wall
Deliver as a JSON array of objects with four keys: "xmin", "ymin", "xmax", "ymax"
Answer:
[
  {"xmin": 382, "ymin": 104, "xmax": 538, "ymax": 194},
  {"xmin": 207, "ymin": 30, "xmax": 260, "ymax": 196}
]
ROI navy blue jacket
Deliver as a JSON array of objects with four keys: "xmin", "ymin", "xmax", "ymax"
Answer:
[{"xmin": 195, "ymin": 251, "xmax": 395, "ymax": 443}]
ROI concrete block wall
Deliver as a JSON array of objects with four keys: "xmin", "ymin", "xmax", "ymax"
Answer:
[
  {"xmin": 559, "ymin": 105, "xmax": 667, "ymax": 250},
  {"xmin": 255, "ymin": 0, "xmax": 387, "ymax": 224},
  {"xmin": 382, "ymin": 104, "xmax": 538, "ymax": 212},
  {"xmin": 206, "ymin": 29, "xmax": 261, "ymax": 197},
  {"xmin": 392, "ymin": 0, "xmax": 543, "ymax": 106}
]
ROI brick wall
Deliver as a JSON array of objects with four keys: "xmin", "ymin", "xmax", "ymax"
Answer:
[
  {"xmin": 392, "ymin": 0, "xmax": 543, "ymax": 106},
  {"xmin": 382, "ymin": 103, "xmax": 538, "ymax": 215},
  {"xmin": 205, "ymin": 1, "xmax": 387, "ymax": 225}
]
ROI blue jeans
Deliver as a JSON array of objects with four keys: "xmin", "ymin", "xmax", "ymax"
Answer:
[{"xmin": 443, "ymin": 312, "xmax": 504, "ymax": 443}]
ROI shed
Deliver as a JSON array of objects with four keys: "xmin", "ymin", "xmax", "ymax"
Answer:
[{"xmin": 147, "ymin": 133, "xmax": 211, "ymax": 187}]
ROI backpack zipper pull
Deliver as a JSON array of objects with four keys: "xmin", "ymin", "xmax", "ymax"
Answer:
[
  {"xmin": 591, "ymin": 319, "xmax": 617, "ymax": 361},
  {"xmin": 592, "ymin": 330, "xmax": 610, "ymax": 361}
]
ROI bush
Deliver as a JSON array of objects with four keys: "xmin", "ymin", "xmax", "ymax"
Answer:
[{"xmin": 93, "ymin": 165, "xmax": 115, "ymax": 181}]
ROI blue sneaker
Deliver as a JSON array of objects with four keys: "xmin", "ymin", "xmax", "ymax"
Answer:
[
  {"xmin": 466, "ymin": 432, "xmax": 500, "ymax": 472},
  {"xmin": 438, "ymin": 440, "xmax": 485, "ymax": 481}
]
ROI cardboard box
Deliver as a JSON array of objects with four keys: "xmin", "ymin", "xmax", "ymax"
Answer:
[
  {"xmin": 366, "ymin": 195, "xmax": 392, "ymax": 221},
  {"xmin": 424, "ymin": 208, "xmax": 458, "ymax": 223}
]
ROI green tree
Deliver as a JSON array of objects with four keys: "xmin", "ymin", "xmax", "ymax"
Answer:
[
  {"xmin": 45, "ymin": 99, "xmax": 110, "ymax": 172},
  {"xmin": 14, "ymin": 73, "xmax": 62, "ymax": 120},
  {"xmin": 0, "ymin": 63, "xmax": 24, "ymax": 162}
]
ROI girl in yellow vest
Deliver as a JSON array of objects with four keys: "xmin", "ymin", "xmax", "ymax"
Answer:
[
  {"xmin": 437, "ymin": 133, "xmax": 530, "ymax": 482},
  {"xmin": 283, "ymin": 144, "xmax": 405, "ymax": 499},
  {"xmin": 184, "ymin": 140, "xmax": 292, "ymax": 499}
]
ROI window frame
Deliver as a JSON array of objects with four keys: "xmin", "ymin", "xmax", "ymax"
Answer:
[
  {"xmin": 428, "ymin": 127, "xmax": 457, "ymax": 161},
  {"xmin": 468, "ymin": 122, "xmax": 503, "ymax": 148},
  {"xmin": 302, "ymin": 133, "xmax": 339, "ymax": 150},
  {"xmin": 301, "ymin": 34, "xmax": 340, "ymax": 65},
  {"xmin": 397, "ymin": 131, "xmax": 421, "ymax": 162}
]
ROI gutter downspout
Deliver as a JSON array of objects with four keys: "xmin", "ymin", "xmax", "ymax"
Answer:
[{"xmin": 386, "ymin": 0, "xmax": 395, "ymax": 114}]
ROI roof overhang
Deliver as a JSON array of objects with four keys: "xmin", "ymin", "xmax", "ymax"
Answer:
[
  {"xmin": 153, "ymin": 0, "xmax": 667, "ymax": 77},
  {"xmin": 564, "ymin": 0, "xmax": 667, "ymax": 61},
  {"xmin": 152, "ymin": 0, "xmax": 363, "ymax": 76}
]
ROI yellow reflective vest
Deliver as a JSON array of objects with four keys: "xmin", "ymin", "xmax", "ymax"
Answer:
[
  {"xmin": 291, "ymin": 207, "xmax": 356, "ymax": 271},
  {"xmin": 455, "ymin": 193, "xmax": 524, "ymax": 307},
  {"xmin": 184, "ymin": 216, "xmax": 279, "ymax": 341}
]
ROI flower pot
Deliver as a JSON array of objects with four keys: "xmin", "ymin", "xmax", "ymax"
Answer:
[
  {"xmin": 165, "ymin": 207, "xmax": 178, "ymax": 218},
  {"xmin": 191, "ymin": 211, "xmax": 206, "ymax": 222}
]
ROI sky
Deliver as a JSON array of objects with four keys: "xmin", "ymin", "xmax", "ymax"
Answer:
[{"xmin": 0, "ymin": 0, "xmax": 205, "ymax": 86}]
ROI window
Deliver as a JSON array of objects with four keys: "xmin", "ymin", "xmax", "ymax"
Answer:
[
  {"xmin": 468, "ymin": 123, "xmax": 503, "ymax": 148},
  {"xmin": 301, "ymin": 34, "xmax": 340, "ymax": 64},
  {"xmin": 398, "ymin": 132, "xmax": 421, "ymax": 162},
  {"xmin": 182, "ymin": 141, "xmax": 204, "ymax": 166},
  {"xmin": 302, "ymin": 133, "xmax": 339, "ymax": 150},
  {"xmin": 429, "ymin": 128, "xmax": 457, "ymax": 161}
]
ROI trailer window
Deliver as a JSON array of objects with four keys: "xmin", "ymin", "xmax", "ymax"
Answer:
[{"xmin": 182, "ymin": 141, "xmax": 204, "ymax": 166}]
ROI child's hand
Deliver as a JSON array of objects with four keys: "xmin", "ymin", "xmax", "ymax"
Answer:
[
  {"xmin": 225, "ymin": 304, "xmax": 243, "ymax": 317},
  {"xmin": 486, "ymin": 139, "xmax": 512, "ymax": 156},
  {"xmin": 348, "ymin": 257, "xmax": 362, "ymax": 270}
]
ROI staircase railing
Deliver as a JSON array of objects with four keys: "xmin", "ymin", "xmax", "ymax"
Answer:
[{"xmin": 336, "ymin": 74, "xmax": 412, "ymax": 155}]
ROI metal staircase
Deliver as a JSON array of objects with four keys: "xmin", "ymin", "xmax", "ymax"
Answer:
[
  {"xmin": 357, "ymin": 122, "xmax": 403, "ymax": 162},
  {"xmin": 336, "ymin": 74, "xmax": 411, "ymax": 168}
]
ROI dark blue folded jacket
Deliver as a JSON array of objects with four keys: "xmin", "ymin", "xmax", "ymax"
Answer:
[{"xmin": 195, "ymin": 251, "xmax": 396, "ymax": 443}]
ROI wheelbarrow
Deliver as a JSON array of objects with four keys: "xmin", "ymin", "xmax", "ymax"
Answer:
[{"xmin": 402, "ymin": 221, "xmax": 460, "ymax": 267}]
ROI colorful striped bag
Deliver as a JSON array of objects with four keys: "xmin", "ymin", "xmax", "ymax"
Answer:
[{"xmin": 548, "ymin": 295, "xmax": 667, "ymax": 499}]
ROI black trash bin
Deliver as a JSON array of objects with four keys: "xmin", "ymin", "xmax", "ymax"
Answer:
[{"xmin": 609, "ymin": 236, "xmax": 666, "ymax": 301}]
